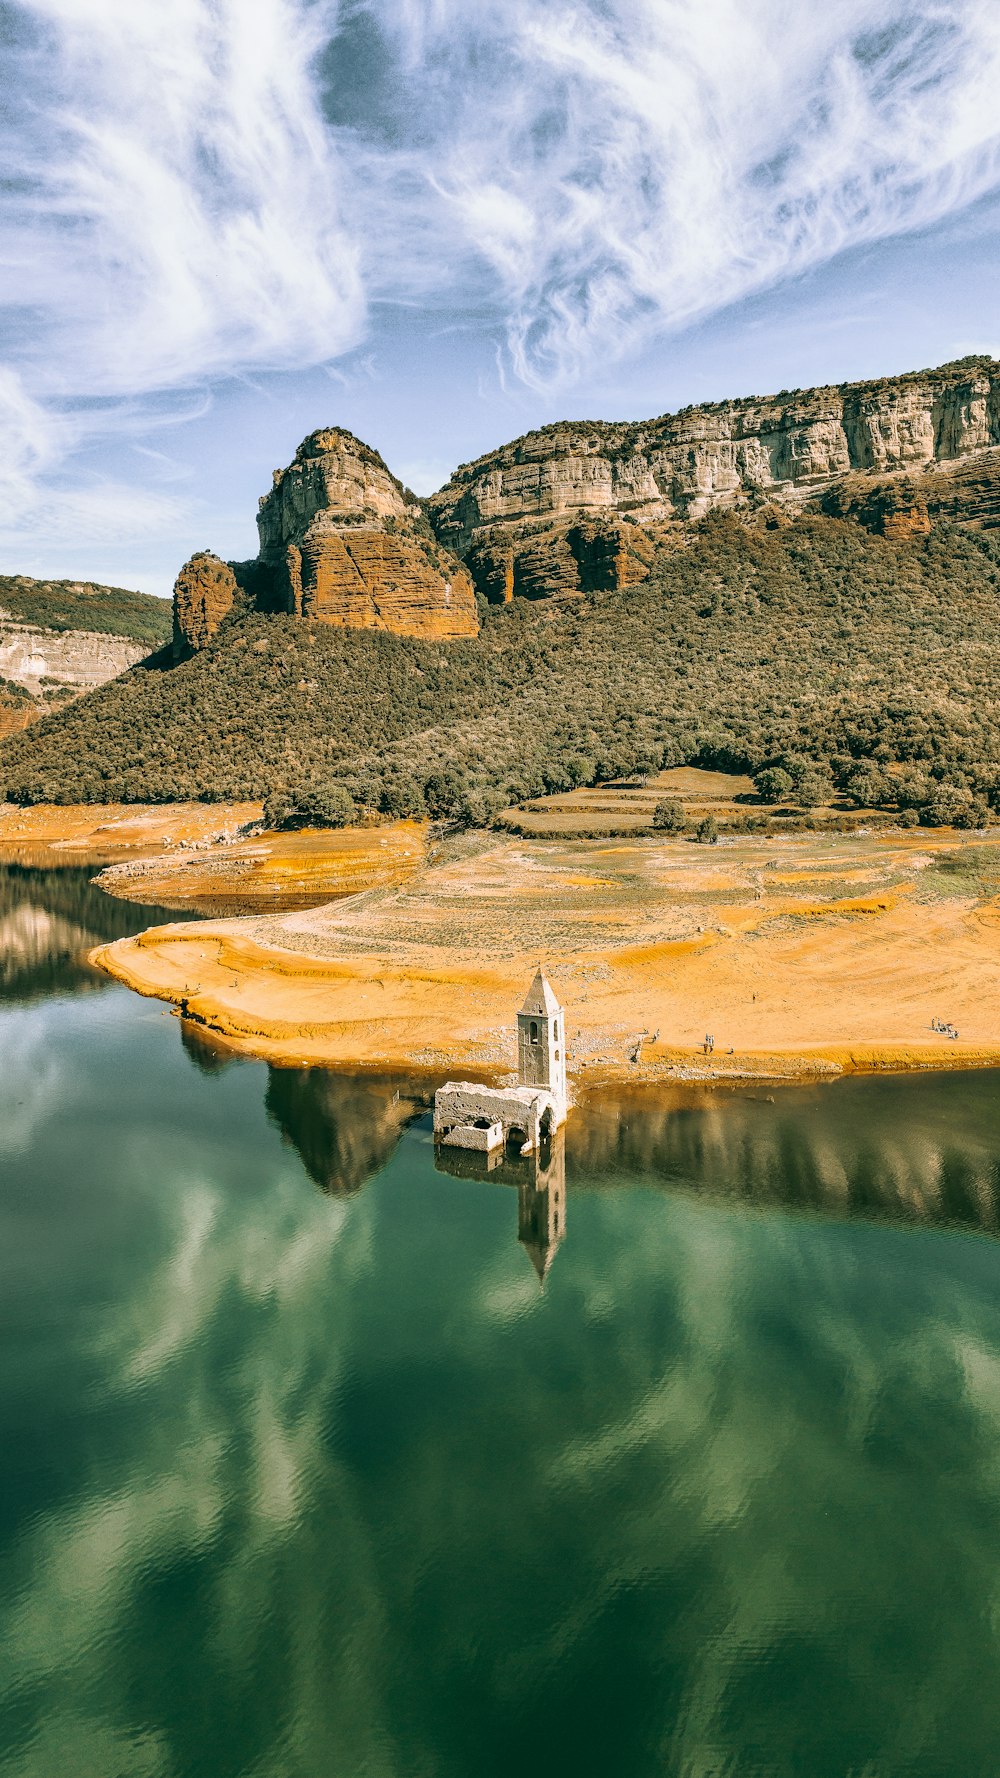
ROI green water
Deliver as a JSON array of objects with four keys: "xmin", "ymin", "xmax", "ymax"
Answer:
[{"xmin": 3, "ymin": 869, "xmax": 1000, "ymax": 1776}]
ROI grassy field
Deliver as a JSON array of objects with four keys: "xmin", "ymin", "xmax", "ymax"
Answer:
[{"xmin": 498, "ymin": 767, "xmax": 892, "ymax": 837}]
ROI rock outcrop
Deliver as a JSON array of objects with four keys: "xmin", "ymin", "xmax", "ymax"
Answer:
[
  {"xmin": 172, "ymin": 552, "xmax": 238, "ymax": 657},
  {"xmin": 0, "ymin": 622, "xmax": 150, "ymax": 694},
  {"xmin": 170, "ymin": 358, "xmax": 1000, "ymax": 642},
  {"xmin": 429, "ymin": 356, "xmax": 1000, "ymax": 600},
  {"xmin": 256, "ymin": 429, "xmax": 478, "ymax": 640}
]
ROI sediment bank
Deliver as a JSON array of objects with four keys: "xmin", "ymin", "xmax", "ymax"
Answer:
[{"xmin": 92, "ymin": 823, "xmax": 1000, "ymax": 1084}]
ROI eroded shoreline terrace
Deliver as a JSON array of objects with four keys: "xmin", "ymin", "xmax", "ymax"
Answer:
[{"xmin": 4, "ymin": 802, "xmax": 991, "ymax": 1084}]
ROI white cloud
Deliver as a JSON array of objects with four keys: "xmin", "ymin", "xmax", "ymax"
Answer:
[
  {"xmin": 1, "ymin": 0, "xmax": 363, "ymax": 553},
  {"xmin": 366, "ymin": 0, "xmax": 1000, "ymax": 386},
  {"xmin": 8, "ymin": 0, "xmax": 364, "ymax": 396},
  {"xmin": 3, "ymin": 0, "xmax": 1000, "ymax": 548}
]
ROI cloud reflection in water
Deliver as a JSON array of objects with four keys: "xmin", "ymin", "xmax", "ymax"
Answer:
[{"xmin": 3, "ymin": 988, "xmax": 1000, "ymax": 1776}]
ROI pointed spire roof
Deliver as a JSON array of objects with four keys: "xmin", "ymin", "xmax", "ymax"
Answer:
[
  {"xmin": 521, "ymin": 1237, "xmax": 556, "ymax": 1286},
  {"xmin": 519, "ymin": 967, "xmax": 561, "ymax": 1020}
]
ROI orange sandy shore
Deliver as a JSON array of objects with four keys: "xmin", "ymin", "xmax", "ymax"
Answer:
[{"xmin": 89, "ymin": 823, "xmax": 1000, "ymax": 1085}]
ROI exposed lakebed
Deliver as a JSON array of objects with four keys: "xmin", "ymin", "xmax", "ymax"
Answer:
[{"xmin": 3, "ymin": 868, "xmax": 1000, "ymax": 1775}]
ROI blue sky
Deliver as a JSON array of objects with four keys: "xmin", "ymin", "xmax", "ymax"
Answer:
[{"xmin": 2, "ymin": 0, "xmax": 1000, "ymax": 598}]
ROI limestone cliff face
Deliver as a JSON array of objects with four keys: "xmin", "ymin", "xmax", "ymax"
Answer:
[
  {"xmin": 169, "ymin": 358, "xmax": 1000, "ymax": 643},
  {"xmin": 0, "ymin": 621, "xmax": 149, "ymax": 694},
  {"xmin": 257, "ymin": 429, "xmax": 478, "ymax": 640},
  {"xmin": 429, "ymin": 357, "xmax": 1000, "ymax": 601},
  {"xmin": 172, "ymin": 553, "xmax": 238, "ymax": 657}
]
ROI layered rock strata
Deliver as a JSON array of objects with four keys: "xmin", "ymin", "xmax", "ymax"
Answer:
[
  {"xmin": 173, "ymin": 553, "xmax": 238, "ymax": 657},
  {"xmin": 428, "ymin": 356, "xmax": 1000, "ymax": 600},
  {"xmin": 170, "ymin": 358, "xmax": 1000, "ymax": 645},
  {"xmin": 256, "ymin": 429, "xmax": 478, "ymax": 640},
  {"xmin": 0, "ymin": 622, "xmax": 149, "ymax": 694}
]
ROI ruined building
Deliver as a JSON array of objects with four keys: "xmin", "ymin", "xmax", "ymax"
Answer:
[{"xmin": 434, "ymin": 970, "xmax": 568, "ymax": 1154}]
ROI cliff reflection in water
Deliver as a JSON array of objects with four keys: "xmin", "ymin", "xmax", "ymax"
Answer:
[
  {"xmin": 266, "ymin": 1065, "xmax": 429, "ymax": 1197},
  {"xmin": 570, "ymin": 1075, "xmax": 1000, "ymax": 1235},
  {"xmin": 0, "ymin": 862, "xmax": 191, "ymax": 1004},
  {"xmin": 201, "ymin": 1032, "xmax": 1000, "ymax": 1249}
]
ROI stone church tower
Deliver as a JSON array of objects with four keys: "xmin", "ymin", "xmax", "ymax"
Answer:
[{"xmin": 517, "ymin": 969, "xmax": 567, "ymax": 1123}]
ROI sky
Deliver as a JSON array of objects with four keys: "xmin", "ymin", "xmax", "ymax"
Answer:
[{"xmin": 2, "ymin": 0, "xmax": 1000, "ymax": 598}]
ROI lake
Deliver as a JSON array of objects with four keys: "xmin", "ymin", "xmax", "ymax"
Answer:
[{"xmin": 2, "ymin": 864, "xmax": 1000, "ymax": 1776}]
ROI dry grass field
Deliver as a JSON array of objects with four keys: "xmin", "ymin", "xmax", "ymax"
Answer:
[{"xmin": 499, "ymin": 766, "xmax": 884, "ymax": 837}]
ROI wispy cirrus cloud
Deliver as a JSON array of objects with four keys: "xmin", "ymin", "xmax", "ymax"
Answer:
[
  {"xmin": 3, "ymin": 0, "xmax": 1000, "ymax": 565},
  {"xmin": 365, "ymin": 0, "xmax": 1000, "ymax": 386}
]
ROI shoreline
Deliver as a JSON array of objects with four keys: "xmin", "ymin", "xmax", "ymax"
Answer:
[
  {"xmin": 6, "ymin": 801, "xmax": 1000, "ymax": 1089},
  {"xmin": 92, "ymin": 918, "xmax": 1000, "ymax": 1088}
]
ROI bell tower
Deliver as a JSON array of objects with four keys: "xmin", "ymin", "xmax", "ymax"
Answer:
[{"xmin": 517, "ymin": 968, "xmax": 567, "ymax": 1123}]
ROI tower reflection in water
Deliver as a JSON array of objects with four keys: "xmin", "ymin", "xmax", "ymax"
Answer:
[
  {"xmin": 182, "ymin": 1016, "xmax": 1000, "ymax": 1266},
  {"xmin": 434, "ymin": 1130, "xmax": 567, "ymax": 1284},
  {"xmin": 181, "ymin": 1016, "xmax": 572, "ymax": 1278}
]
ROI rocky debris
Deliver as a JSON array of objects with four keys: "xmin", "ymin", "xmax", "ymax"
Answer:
[
  {"xmin": 428, "ymin": 357, "xmax": 1000, "ymax": 581},
  {"xmin": 257, "ymin": 428, "xmax": 478, "ymax": 640},
  {"xmin": 173, "ymin": 552, "xmax": 237, "ymax": 657}
]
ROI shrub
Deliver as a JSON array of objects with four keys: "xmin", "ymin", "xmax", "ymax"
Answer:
[
  {"xmin": 921, "ymin": 785, "xmax": 974, "ymax": 827},
  {"xmin": 652, "ymin": 798, "xmax": 686, "ymax": 832},
  {"xmin": 845, "ymin": 763, "xmax": 895, "ymax": 808},
  {"xmin": 263, "ymin": 783, "xmax": 356, "ymax": 830},
  {"xmin": 794, "ymin": 771, "xmax": 833, "ymax": 807},
  {"xmin": 955, "ymin": 797, "xmax": 990, "ymax": 830}
]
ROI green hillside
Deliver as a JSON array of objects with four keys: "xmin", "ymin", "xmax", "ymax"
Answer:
[
  {"xmin": 3, "ymin": 515, "xmax": 1000, "ymax": 824},
  {"xmin": 0, "ymin": 574, "xmax": 172, "ymax": 645}
]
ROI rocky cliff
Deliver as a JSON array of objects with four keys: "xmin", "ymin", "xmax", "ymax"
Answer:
[
  {"xmin": 429, "ymin": 356, "xmax": 1000, "ymax": 600},
  {"xmin": 171, "ymin": 357, "xmax": 1000, "ymax": 643},
  {"xmin": 256, "ymin": 429, "xmax": 477, "ymax": 639},
  {"xmin": 174, "ymin": 429, "xmax": 479, "ymax": 649},
  {"xmin": 172, "ymin": 553, "xmax": 238, "ymax": 657}
]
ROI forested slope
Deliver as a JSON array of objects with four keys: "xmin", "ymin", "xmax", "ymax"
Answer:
[
  {"xmin": 3, "ymin": 516, "xmax": 1000, "ymax": 823},
  {"xmin": 0, "ymin": 575, "xmax": 171, "ymax": 644}
]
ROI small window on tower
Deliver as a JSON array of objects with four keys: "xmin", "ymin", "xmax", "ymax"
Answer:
[
  {"xmin": 553, "ymin": 1021, "xmax": 559, "ymax": 1042},
  {"xmin": 530, "ymin": 1021, "xmax": 539, "ymax": 1043}
]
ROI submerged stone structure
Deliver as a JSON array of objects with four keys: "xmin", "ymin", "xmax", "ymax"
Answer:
[{"xmin": 434, "ymin": 970, "xmax": 568, "ymax": 1154}]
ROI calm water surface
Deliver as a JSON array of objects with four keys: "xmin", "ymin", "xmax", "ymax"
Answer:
[{"xmin": 3, "ymin": 867, "xmax": 1000, "ymax": 1776}]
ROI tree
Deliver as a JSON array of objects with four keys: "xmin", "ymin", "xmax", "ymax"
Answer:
[
  {"xmin": 794, "ymin": 771, "xmax": 832, "ymax": 807},
  {"xmin": 845, "ymin": 763, "xmax": 895, "ymax": 808},
  {"xmin": 382, "ymin": 777, "xmax": 425, "ymax": 819},
  {"xmin": 921, "ymin": 785, "xmax": 973, "ymax": 827},
  {"xmin": 652, "ymin": 798, "xmax": 685, "ymax": 832},
  {"xmin": 754, "ymin": 767, "xmax": 793, "ymax": 803},
  {"xmin": 305, "ymin": 784, "xmax": 357, "ymax": 828},
  {"xmin": 695, "ymin": 815, "xmax": 719, "ymax": 843},
  {"xmin": 955, "ymin": 796, "xmax": 990, "ymax": 830},
  {"xmin": 264, "ymin": 783, "xmax": 356, "ymax": 830},
  {"xmin": 423, "ymin": 768, "xmax": 468, "ymax": 817}
]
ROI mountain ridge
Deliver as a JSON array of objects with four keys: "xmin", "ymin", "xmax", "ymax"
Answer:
[
  {"xmin": 6, "ymin": 354, "xmax": 1000, "ymax": 824},
  {"xmin": 427, "ymin": 354, "xmax": 1000, "ymax": 601}
]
